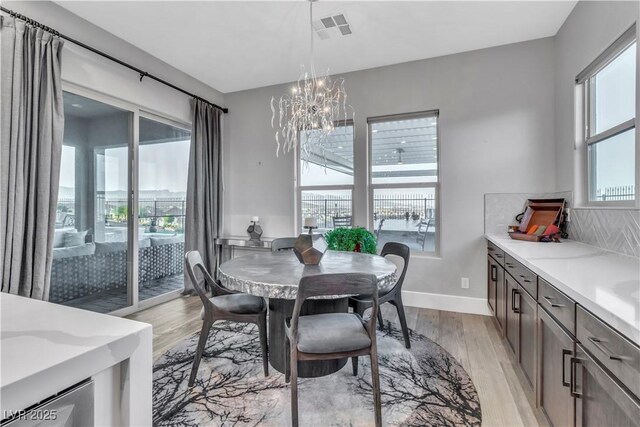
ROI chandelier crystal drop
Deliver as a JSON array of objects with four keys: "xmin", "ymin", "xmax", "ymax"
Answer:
[{"xmin": 270, "ymin": 0, "xmax": 352, "ymax": 162}]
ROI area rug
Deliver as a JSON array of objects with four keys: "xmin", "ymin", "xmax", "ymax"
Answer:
[{"xmin": 153, "ymin": 321, "xmax": 481, "ymax": 426}]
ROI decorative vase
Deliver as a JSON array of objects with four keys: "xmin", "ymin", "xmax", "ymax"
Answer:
[
  {"xmin": 293, "ymin": 229, "xmax": 327, "ymax": 265},
  {"xmin": 247, "ymin": 221, "xmax": 263, "ymax": 241}
]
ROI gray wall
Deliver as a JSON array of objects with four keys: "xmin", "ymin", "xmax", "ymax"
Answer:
[{"xmin": 223, "ymin": 38, "xmax": 557, "ymax": 299}]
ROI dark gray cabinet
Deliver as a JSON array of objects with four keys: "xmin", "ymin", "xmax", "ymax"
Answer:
[
  {"xmin": 487, "ymin": 240, "xmax": 639, "ymax": 427},
  {"xmin": 574, "ymin": 344, "xmax": 640, "ymax": 427},
  {"xmin": 487, "ymin": 256, "xmax": 498, "ymax": 315},
  {"xmin": 505, "ymin": 273, "xmax": 519, "ymax": 355},
  {"xmin": 538, "ymin": 305, "xmax": 575, "ymax": 427},
  {"xmin": 519, "ymin": 288, "xmax": 537, "ymax": 388}
]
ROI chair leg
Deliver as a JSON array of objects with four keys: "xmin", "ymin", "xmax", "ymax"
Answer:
[
  {"xmin": 290, "ymin": 347, "xmax": 299, "ymax": 427},
  {"xmin": 352, "ymin": 356, "xmax": 359, "ymax": 376},
  {"xmin": 377, "ymin": 309, "xmax": 385, "ymax": 331},
  {"xmin": 188, "ymin": 319, "xmax": 213, "ymax": 387},
  {"xmin": 285, "ymin": 337, "xmax": 290, "ymax": 383},
  {"xmin": 370, "ymin": 351, "xmax": 383, "ymax": 427},
  {"xmin": 394, "ymin": 297, "xmax": 411, "ymax": 349},
  {"xmin": 257, "ymin": 313, "xmax": 269, "ymax": 377}
]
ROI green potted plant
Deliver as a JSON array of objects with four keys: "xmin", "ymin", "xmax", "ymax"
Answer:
[{"xmin": 324, "ymin": 227, "xmax": 377, "ymax": 254}]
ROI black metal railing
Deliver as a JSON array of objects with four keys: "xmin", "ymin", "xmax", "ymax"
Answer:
[
  {"xmin": 57, "ymin": 197, "xmax": 187, "ymax": 233},
  {"xmin": 594, "ymin": 185, "xmax": 635, "ymax": 201},
  {"xmin": 301, "ymin": 193, "xmax": 436, "ymax": 229}
]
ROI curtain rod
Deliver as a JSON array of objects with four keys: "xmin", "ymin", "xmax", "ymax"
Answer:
[{"xmin": 0, "ymin": 6, "xmax": 229, "ymax": 114}]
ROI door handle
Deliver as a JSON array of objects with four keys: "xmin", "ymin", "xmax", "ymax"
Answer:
[
  {"xmin": 570, "ymin": 356, "xmax": 585, "ymax": 398},
  {"xmin": 588, "ymin": 336, "xmax": 623, "ymax": 361},
  {"xmin": 561, "ymin": 349, "xmax": 572, "ymax": 387},
  {"xmin": 543, "ymin": 295, "xmax": 566, "ymax": 308},
  {"xmin": 491, "ymin": 265, "xmax": 497, "ymax": 282}
]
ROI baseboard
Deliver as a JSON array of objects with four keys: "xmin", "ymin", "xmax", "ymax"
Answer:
[{"xmin": 401, "ymin": 290, "xmax": 491, "ymax": 316}]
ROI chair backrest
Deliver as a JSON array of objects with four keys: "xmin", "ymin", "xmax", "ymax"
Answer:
[
  {"xmin": 333, "ymin": 216, "xmax": 352, "ymax": 228},
  {"xmin": 185, "ymin": 251, "xmax": 228, "ymax": 316},
  {"xmin": 271, "ymin": 237, "xmax": 298, "ymax": 252},
  {"xmin": 380, "ymin": 242, "xmax": 410, "ymax": 293},
  {"xmin": 290, "ymin": 273, "xmax": 379, "ymax": 346}
]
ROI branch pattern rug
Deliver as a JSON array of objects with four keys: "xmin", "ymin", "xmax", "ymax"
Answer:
[{"xmin": 153, "ymin": 321, "xmax": 481, "ymax": 426}]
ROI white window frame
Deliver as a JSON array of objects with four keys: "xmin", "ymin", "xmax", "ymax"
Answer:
[
  {"xmin": 576, "ymin": 25, "xmax": 637, "ymax": 207},
  {"xmin": 367, "ymin": 110, "xmax": 441, "ymax": 257},
  {"xmin": 295, "ymin": 120, "xmax": 355, "ymax": 232}
]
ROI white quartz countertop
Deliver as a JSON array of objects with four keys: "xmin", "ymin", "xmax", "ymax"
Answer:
[
  {"xmin": 1, "ymin": 293, "xmax": 152, "ymax": 414},
  {"xmin": 485, "ymin": 234, "xmax": 640, "ymax": 345}
]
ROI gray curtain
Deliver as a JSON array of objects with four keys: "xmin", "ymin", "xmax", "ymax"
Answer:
[
  {"xmin": 0, "ymin": 17, "xmax": 64, "ymax": 300},
  {"xmin": 184, "ymin": 99, "xmax": 223, "ymax": 293}
]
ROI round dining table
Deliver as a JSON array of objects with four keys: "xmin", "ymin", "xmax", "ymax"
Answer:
[{"xmin": 218, "ymin": 250, "xmax": 397, "ymax": 378}]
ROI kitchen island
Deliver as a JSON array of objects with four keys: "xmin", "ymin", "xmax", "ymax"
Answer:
[{"xmin": 1, "ymin": 293, "xmax": 152, "ymax": 426}]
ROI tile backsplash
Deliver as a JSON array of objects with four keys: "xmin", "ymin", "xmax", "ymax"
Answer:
[
  {"xmin": 485, "ymin": 191, "xmax": 639, "ymax": 258},
  {"xmin": 570, "ymin": 208, "xmax": 640, "ymax": 258}
]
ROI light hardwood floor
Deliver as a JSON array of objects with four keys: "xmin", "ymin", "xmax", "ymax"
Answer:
[{"xmin": 127, "ymin": 296, "xmax": 547, "ymax": 426}]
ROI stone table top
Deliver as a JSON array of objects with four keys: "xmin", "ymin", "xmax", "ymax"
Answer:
[{"xmin": 218, "ymin": 250, "xmax": 397, "ymax": 299}]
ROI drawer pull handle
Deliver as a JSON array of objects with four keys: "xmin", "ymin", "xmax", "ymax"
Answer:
[
  {"xmin": 570, "ymin": 356, "xmax": 585, "ymax": 398},
  {"xmin": 490, "ymin": 265, "xmax": 497, "ymax": 282},
  {"xmin": 543, "ymin": 295, "xmax": 566, "ymax": 308},
  {"xmin": 588, "ymin": 336, "xmax": 623, "ymax": 361},
  {"xmin": 507, "ymin": 264, "xmax": 515, "ymax": 269},
  {"xmin": 523, "ymin": 279, "xmax": 532, "ymax": 283},
  {"xmin": 561, "ymin": 349, "xmax": 572, "ymax": 387},
  {"xmin": 511, "ymin": 288, "xmax": 520, "ymax": 313}
]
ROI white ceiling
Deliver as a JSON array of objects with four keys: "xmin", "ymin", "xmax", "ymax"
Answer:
[{"xmin": 56, "ymin": 1, "xmax": 576, "ymax": 93}]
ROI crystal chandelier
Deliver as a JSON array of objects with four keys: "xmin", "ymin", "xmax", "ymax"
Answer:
[{"xmin": 270, "ymin": 0, "xmax": 352, "ymax": 162}]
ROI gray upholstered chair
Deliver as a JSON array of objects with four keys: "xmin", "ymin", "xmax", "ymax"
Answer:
[
  {"xmin": 285, "ymin": 273, "xmax": 382, "ymax": 427},
  {"xmin": 184, "ymin": 251, "xmax": 269, "ymax": 387},
  {"xmin": 271, "ymin": 237, "xmax": 297, "ymax": 252},
  {"xmin": 349, "ymin": 242, "xmax": 411, "ymax": 348}
]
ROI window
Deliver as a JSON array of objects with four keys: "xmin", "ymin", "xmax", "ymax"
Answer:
[
  {"xmin": 369, "ymin": 112, "xmax": 439, "ymax": 254},
  {"xmin": 297, "ymin": 123, "xmax": 354, "ymax": 230},
  {"xmin": 578, "ymin": 26, "xmax": 636, "ymax": 204}
]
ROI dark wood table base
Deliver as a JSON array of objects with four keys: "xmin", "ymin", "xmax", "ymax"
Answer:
[{"xmin": 268, "ymin": 297, "xmax": 348, "ymax": 378}]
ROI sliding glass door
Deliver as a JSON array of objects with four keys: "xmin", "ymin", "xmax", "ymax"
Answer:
[
  {"xmin": 51, "ymin": 91, "xmax": 133, "ymax": 313},
  {"xmin": 138, "ymin": 116, "xmax": 191, "ymax": 301},
  {"xmin": 50, "ymin": 89, "xmax": 191, "ymax": 314}
]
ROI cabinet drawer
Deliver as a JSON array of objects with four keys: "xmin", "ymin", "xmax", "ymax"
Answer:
[
  {"xmin": 487, "ymin": 241, "xmax": 505, "ymax": 266},
  {"xmin": 538, "ymin": 278, "xmax": 575, "ymax": 335},
  {"xmin": 577, "ymin": 306, "xmax": 640, "ymax": 399},
  {"xmin": 504, "ymin": 254, "xmax": 537, "ymax": 298}
]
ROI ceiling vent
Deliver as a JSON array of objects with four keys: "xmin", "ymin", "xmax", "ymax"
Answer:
[{"xmin": 313, "ymin": 13, "xmax": 352, "ymax": 40}]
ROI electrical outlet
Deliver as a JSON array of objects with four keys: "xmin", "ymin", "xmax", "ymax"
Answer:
[
  {"xmin": 461, "ymin": 277, "xmax": 469, "ymax": 289},
  {"xmin": 565, "ymin": 208, "xmax": 571, "ymax": 222}
]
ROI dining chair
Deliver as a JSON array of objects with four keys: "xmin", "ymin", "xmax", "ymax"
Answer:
[
  {"xmin": 184, "ymin": 251, "xmax": 269, "ymax": 387},
  {"xmin": 285, "ymin": 273, "xmax": 382, "ymax": 427},
  {"xmin": 271, "ymin": 237, "xmax": 297, "ymax": 252},
  {"xmin": 349, "ymin": 242, "xmax": 411, "ymax": 348}
]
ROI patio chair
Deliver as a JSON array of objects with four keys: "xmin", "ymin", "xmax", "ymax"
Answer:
[
  {"xmin": 184, "ymin": 251, "xmax": 269, "ymax": 387},
  {"xmin": 349, "ymin": 242, "xmax": 411, "ymax": 348},
  {"xmin": 285, "ymin": 273, "xmax": 382, "ymax": 427},
  {"xmin": 332, "ymin": 216, "xmax": 352, "ymax": 228},
  {"xmin": 271, "ymin": 237, "xmax": 297, "ymax": 252},
  {"xmin": 416, "ymin": 220, "xmax": 428, "ymax": 250},
  {"xmin": 375, "ymin": 218, "xmax": 385, "ymax": 238}
]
